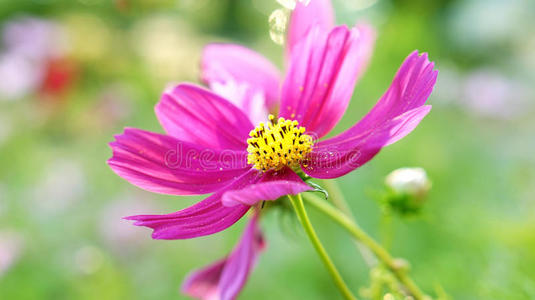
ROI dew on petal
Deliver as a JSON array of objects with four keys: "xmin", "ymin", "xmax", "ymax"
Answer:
[{"xmin": 268, "ymin": 9, "xmax": 289, "ymax": 46}]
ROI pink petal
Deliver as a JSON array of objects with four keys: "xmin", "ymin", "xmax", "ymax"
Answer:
[
  {"xmin": 155, "ymin": 83, "xmax": 253, "ymax": 151},
  {"xmin": 124, "ymin": 170, "xmax": 262, "ymax": 239},
  {"xmin": 219, "ymin": 214, "xmax": 265, "ymax": 300},
  {"xmin": 322, "ymin": 51, "xmax": 438, "ymax": 145},
  {"xmin": 108, "ymin": 128, "xmax": 250, "ymax": 196},
  {"xmin": 201, "ymin": 44, "xmax": 281, "ymax": 109},
  {"xmin": 222, "ymin": 167, "xmax": 312, "ymax": 207},
  {"xmin": 350, "ymin": 22, "xmax": 376, "ymax": 83},
  {"xmin": 287, "ymin": 0, "xmax": 334, "ymax": 58},
  {"xmin": 181, "ymin": 259, "xmax": 226, "ymax": 300},
  {"xmin": 181, "ymin": 215, "xmax": 265, "ymax": 300},
  {"xmin": 303, "ymin": 106, "xmax": 431, "ymax": 179},
  {"xmin": 303, "ymin": 51, "xmax": 437, "ymax": 179},
  {"xmin": 280, "ymin": 25, "xmax": 374, "ymax": 138},
  {"xmin": 209, "ymin": 80, "xmax": 268, "ymax": 125}
]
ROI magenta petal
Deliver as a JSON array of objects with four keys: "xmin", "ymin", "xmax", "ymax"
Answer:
[
  {"xmin": 155, "ymin": 83, "xmax": 253, "ymax": 150},
  {"xmin": 302, "ymin": 51, "xmax": 437, "ymax": 179},
  {"xmin": 222, "ymin": 167, "xmax": 312, "ymax": 207},
  {"xmin": 219, "ymin": 214, "xmax": 265, "ymax": 300},
  {"xmin": 321, "ymin": 51, "xmax": 438, "ymax": 145},
  {"xmin": 287, "ymin": 0, "xmax": 334, "ymax": 58},
  {"xmin": 303, "ymin": 106, "xmax": 431, "ymax": 179},
  {"xmin": 124, "ymin": 170, "xmax": 262, "ymax": 239},
  {"xmin": 210, "ymin": 80, "xmax": 268, "ymax": 125},
  {"xmin": 201, "ymin": 43, "xmax": 281, "ymax": 109},
  {"xmin": 181, "ymin": 258, "xmax": 226, "ymax": 300},
  {"xmin": 280, "ymin": 25, "xmax": 373, "ymax": 138},
  {"xmin": 350, "ymin": 23, "xmax": 376, "ymax": 83},
  {"xmin": 108, "ymin": 128, "xmax": 250, "ymax": 196},
  {"xmin": 181, "ymin": 215, "xmax": 265, "ymax": 300}
]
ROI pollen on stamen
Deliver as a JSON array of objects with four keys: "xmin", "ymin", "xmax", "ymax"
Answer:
[{"xmin": 247, "ymin": 114, "xmax": 313, "ymax": 171}]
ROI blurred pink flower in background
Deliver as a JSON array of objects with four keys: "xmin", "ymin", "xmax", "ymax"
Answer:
[
  {"xmin": 0, "ymin": 52, "xmax": 41, "ymax": 100},
  {"xmin": 0, "ymin": 230, "xmax": 24, "ymax": 277},
  {"xmin": 29, "ymin": 159, "xmax": 85, "ymax": 218},
  {"xmin": 463, "ymin": 69, "xmax": 532, "ymax": 120},
  {"xmin": 95, "ymin": 84, "xmax": 134, "ymax": 125},
  {"xmin": 2, "ymin": 17, "xmax": 67, "ymax": 61},
  {"xmin": 0, "ymin": 16, "xmax": 76, "ymax": 101},
  {"xmin": 434, "ymin": 65, "xmax": 533, "ymax": 120},
  {"xmin": 99, "ymin": 193, "xmax": 157, "ymax": 254},
  {"xmin": 81, "ymin": 83, "xmax": 135, "ymax": 131}
]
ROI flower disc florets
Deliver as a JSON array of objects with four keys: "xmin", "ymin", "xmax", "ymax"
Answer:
[{"xmin": 247, "ymin": 114, "xmax": 313, "ymax": 171}]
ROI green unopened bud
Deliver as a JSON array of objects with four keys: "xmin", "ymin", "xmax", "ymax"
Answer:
[{"xmin": 383, "ymin": 167, "xmax": 431, "ymax": 215}]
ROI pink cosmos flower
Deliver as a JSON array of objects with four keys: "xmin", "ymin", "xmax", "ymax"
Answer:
[{"xmin": 108, "ymin": 1, "xmax": 437, "ymax": 299}]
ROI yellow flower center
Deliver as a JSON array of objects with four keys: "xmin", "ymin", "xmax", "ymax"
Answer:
[{"xmin": 247, "ymin": 114, "xmax": 313, "ymax": 171}]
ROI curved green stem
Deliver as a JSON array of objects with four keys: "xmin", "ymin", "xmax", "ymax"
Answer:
[
  {"xmin": 303, "ymin": 193, "xmax": 426, "ymax": 300},
  {"xmin": 288, "ymin": 194, "xmax": 357, "ymax": 300},
  {"xmin": 322, "ymin": 179, "xmax": 377, "ymax": 267}
]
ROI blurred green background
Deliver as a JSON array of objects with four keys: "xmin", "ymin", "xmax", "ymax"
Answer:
[{"xmin": 1, "ymin": 0, "xmax": 534, "ymax": 299}]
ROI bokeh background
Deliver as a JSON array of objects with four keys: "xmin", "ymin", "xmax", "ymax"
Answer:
[{"xmin": 1, "ymin": 0, "xmax": 534, "ymax": 299}]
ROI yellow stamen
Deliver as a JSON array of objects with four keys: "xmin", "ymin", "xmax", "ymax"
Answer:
[{"xmin": 247, "ymin": 114, "xmax": 313, "ymax": 171}]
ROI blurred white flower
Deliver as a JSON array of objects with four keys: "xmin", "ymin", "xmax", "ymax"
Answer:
[
  {"xmin": 0, "ymin": 230, "xmax": 24, "ymax": 277},
  {"xmin": 447, "ymin": 0, "xmax": 529, "ymax": 50},
  {"xmin": 131, "ymin": 16, "xmax": 200, "ymax": 81},
  {"xmin": 385, "ymin": 167, "xmax": 431, "ymax": 198},
  {"xmin": 0, "ymin": 53, "xmax": 42, "ymax": 100},
  {"xmin": 30, "ymin": 159, "xmax": 85, "ymax": 216},
  {"xmin": 62, "ymin": 13, "xmax": 111, "ymax": 63},
  {"xmin": 99, "ymin": 193, "xmax": 158, "ymax": 253},
  {"xmin": 432, "ymin": 64, "xmax": 463, "ymax": 105},
  {"xmin": 87, "ymin": 83, "xmax": 134, "ymax": 129},
  {"xmin": 74, "ymin": 245, "xmax": 104, "ymax": 275},
  {"xmin": 2, "ymin": 17, "xmax": 68, "ymax": 62}
]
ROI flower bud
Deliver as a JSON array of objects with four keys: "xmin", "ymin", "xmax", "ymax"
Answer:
[
  {"xmin": 385, "ymin": 167, "xmax": 431, "ymax": 197},
  {"xmin": 383, "ymin": 167, "xmax": 431, "ymax": 215}
]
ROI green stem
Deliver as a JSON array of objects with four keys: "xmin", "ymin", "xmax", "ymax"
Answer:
[
  {"xmin": 380, "ymin": 209, "xmax": 394, "ymax": 251},
  {"xmin": 322, "ymin": 180, "xmax": 377, "ymax": 267},
  {"xmin": 303, "ymin": 193, "xmax": 426, "ymax": 300},
  {"xmin": 288, "ymin": 194, "xmax": 357, "ymax": 300}
]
